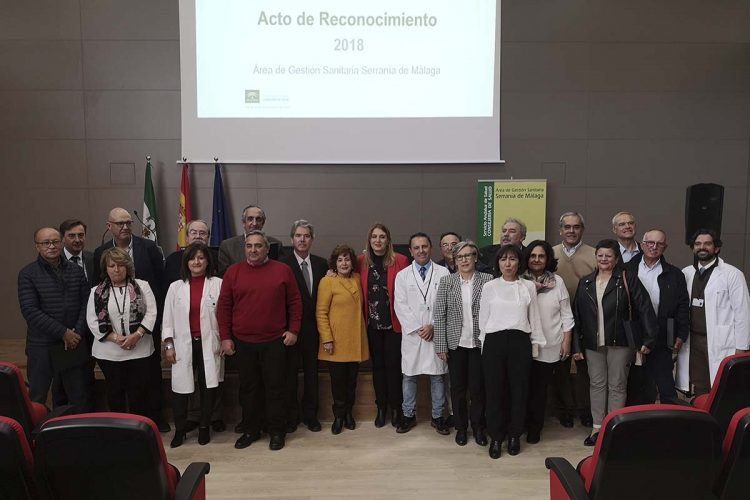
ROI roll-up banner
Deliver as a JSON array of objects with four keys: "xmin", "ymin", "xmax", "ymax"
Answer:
[{"xmin": 477, "ymin": 179, "xmax": 547, "ymax": 247}]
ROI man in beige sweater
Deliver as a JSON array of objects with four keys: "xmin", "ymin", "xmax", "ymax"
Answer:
[{"xmin": 552, "ymin": 212, "xmax": 596, "ymax": 428}]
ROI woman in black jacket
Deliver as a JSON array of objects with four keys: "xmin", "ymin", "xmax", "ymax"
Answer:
[{"xmin": 572, "ymin": 239, "xmax": 657, "ymax": 446}]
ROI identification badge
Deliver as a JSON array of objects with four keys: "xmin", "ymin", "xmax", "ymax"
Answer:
[{"xmin": 692, "ymin": 298, "xmax": 704, "ymax": 308}]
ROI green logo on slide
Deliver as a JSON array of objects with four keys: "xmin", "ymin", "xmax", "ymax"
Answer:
[{"xmin": 245, "ymin": 90, "xmax": 260, "ymax": 103}]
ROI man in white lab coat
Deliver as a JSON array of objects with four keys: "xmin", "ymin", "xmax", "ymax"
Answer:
[
  {"xmin": 677, "ymin": 229, "xmax": 750, "ymax": 396},
  {"xmin": 394, "ymin": 233, "xmax": 451, "ymax": 434}
]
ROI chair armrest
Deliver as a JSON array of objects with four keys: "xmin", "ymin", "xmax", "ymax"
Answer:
[
  {"xmin": 692, "ymin": 393, "xmax": 709, "ymax": 410},
  {"xmin": 176, "ymin": 462, "xmax": 210, "ymax": 500},
  {"xmin": 31, "ymin": 404, "xmax": 76, "ymax": 441},
  {"xmin": 545, "ymin": 457, "xmax": 589, "ymax": 500}
]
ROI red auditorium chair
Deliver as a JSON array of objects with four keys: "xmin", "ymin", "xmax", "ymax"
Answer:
[
  {"xmin": 0, "ymin": 362, "xmax": 50, "ymax": 440},
  {"xmin": 0, "ymin": 416, "xmax": 36, "ymax": 500},
  {"xmin": 692, "ymin": 353, "xmax": 750, "ymax": 435},
  {"xmin": 34, "ymin": 412, "xmax": 209, "ymax": 500},
  {"xmin": 545, "ymin": 405, "xmax": 722, "ymax": 500},
  {"xmin": 714, "ymin": 408, "xmax": 750, "ymax": 499}
]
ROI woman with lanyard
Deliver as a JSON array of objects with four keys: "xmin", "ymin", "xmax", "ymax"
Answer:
[
  {"xmin": 357, "ymin": 223, "xmax": 409, "ymax": 428},
  {"xmin": 433, "ymin": 241, "xmax": 493, "ymax": 447},
  {"xmin": 520, "ymin": 240, "xmax": 574, "ymax": 445},
  {"xmin": 162, "ymin": 241, "xmax": 223, "ymax": 448},
  {"xmin": 479, "ymin": 244, "xmax": 545, "ymax": 458},
  {"xmin": 87, "ymin": 247, "xmax": 157, "ymax": 421}
]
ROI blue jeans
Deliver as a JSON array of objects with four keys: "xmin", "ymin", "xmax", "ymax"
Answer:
[{"xmin": 402, "ymin": 374, "xmax": 445, "ymax": 418}]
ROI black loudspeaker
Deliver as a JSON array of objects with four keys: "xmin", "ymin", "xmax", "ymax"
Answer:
[{"xmin": 685, "ymin": 183, "xmax": 724, "ymax": 245}]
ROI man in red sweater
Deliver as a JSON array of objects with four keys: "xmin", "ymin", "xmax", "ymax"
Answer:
[{"xmin": 218, "ymin": 230, "xmax": 302, "ymax": 451}]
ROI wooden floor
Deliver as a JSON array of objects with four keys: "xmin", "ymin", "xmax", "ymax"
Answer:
[{"xmin": 163, "ymin": 417, "xmax": 592, "ymax": 499}]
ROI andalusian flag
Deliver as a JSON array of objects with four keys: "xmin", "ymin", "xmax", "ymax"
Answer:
[
  {"xmin": 142, "ymin": 156, "xmax": 159, "ymax": 243},
  {"xmin": 177, "ymin": 161, "xmax": 192, "ymax": 249}
]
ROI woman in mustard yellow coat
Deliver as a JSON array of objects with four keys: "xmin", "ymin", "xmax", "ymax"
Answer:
[{"xmin": 317, "ymin": 244, "xmax": 370, "ymax": 435}]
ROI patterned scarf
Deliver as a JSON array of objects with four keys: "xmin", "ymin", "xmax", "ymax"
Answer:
[
  {"xmin": 93, "ymin": 279, "xmax": 146, "ymax": 334},
  {"xmin": 520, "ymin": 270, "xmax": 557, "ymax": 293}
]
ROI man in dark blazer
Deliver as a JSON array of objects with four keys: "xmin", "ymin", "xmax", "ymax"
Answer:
[
  {"xmin": 279, "ymin": 220, "xmax": 328, "ymax": 432},
  {"xmin": 60, "ymin": 219, "xmax": 95, "ymax": 287},
  {"xmin": 218, "ymin": 205, "xmax": 286, "ymax": 276},
  {"xmin": 92, "ymin": 207, "xmax": 168, "ymax": 431},
  {"xmin": 479, "ymin": 217, "xmax": 526, "ymax": 272}
]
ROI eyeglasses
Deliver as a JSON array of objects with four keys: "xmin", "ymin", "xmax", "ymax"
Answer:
[
  {"xmin": 440, "ymin": 242, "xmax": 458, "ymax": 248},
  {"xmin": 109, "ymin": 220, "xmax": 133, "ymax": 228},
  {"xmin": 455, "ymin": 252, "xmax": 477, "ymax": 261},
  {"xmin": 36, "ymin": 240, "xmax": 62, "ymax": 247},
  {"xmin": 188, "ymin": 230, "xmax": 209, "ymax": 237},
  {"xmin": 642, "ymin": 240, "xmax": 666, "ymax": 249}
]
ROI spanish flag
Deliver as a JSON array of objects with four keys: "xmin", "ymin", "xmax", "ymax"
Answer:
[{"xmin": 177, "ymin": 161, "xmax": 192, "ymax": 249}]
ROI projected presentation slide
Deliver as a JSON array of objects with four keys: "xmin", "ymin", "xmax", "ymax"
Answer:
[{"xmin": 195, "ymin": 0, "xmax": 496, "ymax": 118}]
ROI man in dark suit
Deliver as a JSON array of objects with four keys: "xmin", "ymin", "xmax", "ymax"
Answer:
[
  {"xmin": 60, "ymin": 219, "xmax": 95, "ymax": 287},
  {"xmin": 93, "ymin": 207, "xmax": 168, "ymax": 431},
  {"xmin": 479, "ymin": 218, "xmax": 526, "ymax": 271},
  {"xmin": 218, "ymin": 205, "xmax": 286, "ymax": 276},
  {"xmin": 279, "ymin": 220, "xmax": 328, "ymax": 432}
]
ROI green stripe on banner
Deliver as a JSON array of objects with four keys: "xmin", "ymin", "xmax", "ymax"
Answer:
[{"xmin": 477, "ymin": 181, "xmax": 494, "ymax": 247}]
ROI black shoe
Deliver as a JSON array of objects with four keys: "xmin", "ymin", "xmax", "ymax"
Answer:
[
  {"xmin": 184, "ymin": 421, "xmax": 199, "ymax": 433},
  {"xmin": 489, "ymin": 439, "xmax": 502, "ymax": 459},
  {"xmin": 211, "ymin": 420, "xmax": 226, "ymax": 433},
  {"xmin": 431, "ymin": 417, "xmax": 450, "ymax": 435},
  {"xmin": 583, "ymin": 432, "xmax": 599, "ymax": 447},
  {"xmin": 198, "ymin": 426, "xmax": 210, "ymax": 445},
  {"xmin": 445, "ymin": 414, "xmax": 454, "ymax": 429},
  {"xmin": 391, "ymin": 409, "xmax": 401, "ymax": 427},
  {"xmin": 526, "ymin": 430, "xmax": 541, "ymax": 444},
  {"xmin": 234, "ymin": 432, "xmax": 260, "ymax": 449},
  {"xmin": 474, "ymin": 427, "xmax": 488, "ymax": 446},
  {"xmin": 508, "ymin": 436, "xmax": 521, "ymax": 455},
  {"xmin": 559, "ymin": 415, "xmax": 574, "ymax": 428},
  {"xmin": 455, "ymin": 429, "xmax": 468, "ymax": 446},
  {"xmin": 344, "ymin": 412, "xmax": 356, "ymax": 430},
  {"xmin": 234, "ymin": 422, "xmax": 247, "ymax": 434},
  {"xmin": 170, "ymin": 432, "xmax": 186, "ymax": 449},
  {"xmin": 580, "ymin": 415, "xmax": 594, "ymax": 428},
  {"xmin": 158, "ymin": 421, "xmax": 171, "ymax": 433},
  {"xmin": 269, "ymin": 434, "xmax": 285, "ymax": 451},
  {"xmin": 303, "ymin": 418, "xmax": 322, "ymax": 432},
  {"xmin": 374, "ymin": 408, "xmax": 387, "ymax": 428},
  {"xmin": 285, "ymin": 421, "xmax": 298, "ymax": 434},
  {"xmin": 396, "ymin": 416, "xmax": 416, "ymax": 434},
  {"xmin": 331, "ymin": 417, "xmax": 344, "ymax": 435}
]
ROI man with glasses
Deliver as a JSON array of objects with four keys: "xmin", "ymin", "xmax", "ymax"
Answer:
[
  {"xmin": 18, "ymin": 228, "xmax": 93, "ymax": 411},
  {"xmin": 437, "ymin": 232, "xmax": 461, "ymax": 273},
  {"xmin": 93, "ymin": 207, "xmax": 168, "ymax": 431},
  {"xmin": 625, "ymin": 229, "xmax": 690, "ymax": 405},
  {"xmin": 218, "ymin": 205, "xmax": 285, "ymax": 276},
  {"xmin": 552, "ymin": 212, "xmax": 595, "ymax": 428}
]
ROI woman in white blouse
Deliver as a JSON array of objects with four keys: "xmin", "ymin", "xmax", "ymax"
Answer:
[
  {"xmin": 87, "ymin": 247, "xmax": 157, "ymax": 421},
  {"xmin": 520, "ymin": 240, "xmax": 574, "ymax": 445},
  {"xmin": 479, "ymin": 244, "xmax": 545, "ymax": 459}
]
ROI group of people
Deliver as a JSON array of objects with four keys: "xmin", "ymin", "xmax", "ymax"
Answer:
[{"xmin": 17, "ymin": 205, "xmax": 750, "ymax": 460}]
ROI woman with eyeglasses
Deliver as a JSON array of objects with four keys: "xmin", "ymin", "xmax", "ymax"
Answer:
[
  {"xmin": 520, "ymin": 240, "xmax": 574, "ymax": 445},
  {"xmin": 87, "ymin": 247, "xmax": 157, "ymax": 421},
  {"xmin": 572, "ymin": 239, "xmax": 657, "ymax": 446},
  {"xmin": 433, "ymin": 241, "xmax": 493, "ymax": 448},
  {"xmin": 479, "ymin": 244, "xmax": 546, "ymax": 459},
  {"xmin": 357, "ymin": 223, "xmax": 409, "ymax": 428}
]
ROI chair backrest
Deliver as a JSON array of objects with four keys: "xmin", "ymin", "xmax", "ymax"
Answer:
[
  {"xmin": 0, "ymin": 363, "xmax": 36, "ymax": 439},
  {"xmin": 716, "ymin": 408, "xmax": 750, "ymax": 500},
  {"xmin": 588, "ymin": 405, "xmax": 722, "ymax": 500},
  {"xmin": 705, "ymin": 353, "xmax": 750, "ymax": 434},
  {"xmin": 0, "ymin": 416, "xmax": 35, "ymax": 500},
  {"xmin": 34, "ymin": 412, "xmax": 177, "ymax": 500}
]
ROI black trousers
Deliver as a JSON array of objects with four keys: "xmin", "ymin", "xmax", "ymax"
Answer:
[
  {"xmin": 173, "ymin": 338, "xmax": 217, "ymax": 432},
  {"xmin": 526, "ymin": 360, "xmax": 558, "ymax": 435},
  {"xmin": 328, "ymin": 361, "xmax": 359, "ymax": 418},
  {"xmin": 26, "ymin": 344, "xmax": 93, "ymax": 412},
  {"xmin": 626, "ymin": 362, "xmax": 658, "ymax": 406},
  {"xmin": 367, "ymin": 327, "xmax": 402, "ymax": 411},
  {"xmin": 98, "ymin": 356, "xmax": 154, "ymax": 421},
  {"xmin": 448, "ymin": 346, "xmax": 485, "ymax": 431},
  {"xmin": 147, "ymin": 333, "xmax": 164, "ymax": 425},
  {"xmin": 284, "ymin": 328, "xmax": 320, "ymax": 424},
  {"xmin": 646, "ymin": 346, "xmax": 681, "ymax": 404},
  {"xmin": 235, "ymin": 337, "xmax": 286, "ymax": 436},
  {"xmin": 551, "ymin": 355, "xmax": 591, "ymax": 418},
  {"xmin": 483, "ymin": 331, "xmax": 531, "ymax": 440}
]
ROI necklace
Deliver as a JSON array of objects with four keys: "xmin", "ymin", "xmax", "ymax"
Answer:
[{"xmin": 112, "ymin": 284, "xmax": 128, "ymax": 334}]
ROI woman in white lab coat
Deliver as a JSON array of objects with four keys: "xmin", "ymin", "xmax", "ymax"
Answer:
[{"xmin": 162, "ymin": 241, "xmax": 223, "ymax": 448}]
